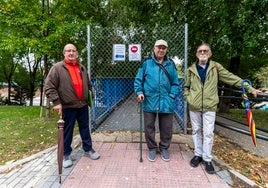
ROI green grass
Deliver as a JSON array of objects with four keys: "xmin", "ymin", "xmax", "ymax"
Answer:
[
  {"xmin": 218, "ymin": 109, "xmax": 268, "ymax": 130},
  {"xmin": 0, "ymin": 106, "xmax": 60, "ymax": 165}
]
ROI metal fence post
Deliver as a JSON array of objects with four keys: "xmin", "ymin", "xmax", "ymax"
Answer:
[{"xmin": 184, "ymin": 23, "xmax": 188, "ymax": 134}]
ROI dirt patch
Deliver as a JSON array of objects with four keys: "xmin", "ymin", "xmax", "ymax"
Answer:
[{"xmin": 213, "ymin": 134, "xmax": 268, "ymax": 187}]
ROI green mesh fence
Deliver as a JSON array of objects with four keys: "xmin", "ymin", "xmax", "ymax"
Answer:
[{"xmin": 88, "ymin": 25, "xmax": 188, "ymax": 133}]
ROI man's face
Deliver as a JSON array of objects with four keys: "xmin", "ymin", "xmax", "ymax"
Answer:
[
  {"xmin": 63, "ymin": 44, "xmax": 78, "ymax": 62},
  {"xmin": 154, "ymin": 45, "xmax": 167, "ymax": 60},
  {"xmin": 196, "ymin": 45, "xmax": 212, "ymax": 64}
]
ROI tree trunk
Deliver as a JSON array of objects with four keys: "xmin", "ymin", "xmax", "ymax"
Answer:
[{"xmin": 43, "ymin": 54, "xmax": 51, "ymax": 118}]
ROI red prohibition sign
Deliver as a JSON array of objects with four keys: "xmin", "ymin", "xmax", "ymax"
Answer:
[{"xmin": 131, "ymin": 45, "xmax": 138, "ymax": 53}]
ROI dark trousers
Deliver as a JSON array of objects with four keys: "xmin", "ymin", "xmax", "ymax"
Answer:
[
  {"xmin": 143, "ymin": 112, "xmax": 173, "ymax": 151},
  {"xmin": 62, "ymin": 105, "xmax": 92, "ymax": 156}
]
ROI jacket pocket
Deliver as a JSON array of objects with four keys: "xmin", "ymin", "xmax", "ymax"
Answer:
[{"xmin": 161, "ymin": 95, "xmax": 175, "ymax": 112}]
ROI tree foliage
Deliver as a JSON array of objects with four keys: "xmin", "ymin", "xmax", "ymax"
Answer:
[{"xmin": 0, "ymin": 0, "xmax": 268, "ymax": 105}]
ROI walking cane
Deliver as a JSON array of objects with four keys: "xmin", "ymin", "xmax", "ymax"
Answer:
[
  {"xmin": 57, "ymin": 116, "xmax": 64, "ymax": 183},
  {"xmin": 139, "ymin": 102, "xmax": 143, "ymax": 162}
]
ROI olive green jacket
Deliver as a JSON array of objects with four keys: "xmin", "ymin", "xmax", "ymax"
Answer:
[{"xmin": 184, "ymin": 60, "xmax": 255, "ymax": 112}]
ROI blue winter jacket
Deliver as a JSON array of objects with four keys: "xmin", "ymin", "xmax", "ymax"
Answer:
[{"xmin": 134, "ymin": 53, "xmax": 180, "ymax": 113}]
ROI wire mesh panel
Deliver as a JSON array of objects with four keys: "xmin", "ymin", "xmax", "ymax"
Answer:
[{"xmin": 88, "ymin": 25, "xmax": 187, "ymax": 133}]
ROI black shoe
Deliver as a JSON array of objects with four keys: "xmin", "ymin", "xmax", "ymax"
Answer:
[
  {"xmin": 203, "ymin": 161, "xmax": 215, "ymax": 174},
  {"xmin": 190, "ymin": 156, "xmax": 202, "ymax": 167}
]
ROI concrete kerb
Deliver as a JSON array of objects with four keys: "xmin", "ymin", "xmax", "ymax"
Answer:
[
  {"xmin": 213, "ymin": 156, "xmax": 261, "ymax": 188},
  {"xmin": 91, "ymin": 131, "xmax": 194, "ymax": 147},
  {"xmin": 0, "ymin": 135, "xmax": 81, "ymax": 174},
  {"xmin": 0, "ymin": 146, "xmax": 57, "ymax": 174}
]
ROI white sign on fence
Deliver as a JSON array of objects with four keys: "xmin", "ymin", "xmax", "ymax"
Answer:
[
  {"xmin": 128, "ymin": 44, "xmax": 141, "ymax": 61},
  {"xmin": 113, "ymin": 44, "xmax": 126, "ymax": 61}
]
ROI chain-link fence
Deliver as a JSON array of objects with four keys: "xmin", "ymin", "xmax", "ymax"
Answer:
[{"xmin": 88, "ymin": 25, "xmax": 188, "ymax": 133}]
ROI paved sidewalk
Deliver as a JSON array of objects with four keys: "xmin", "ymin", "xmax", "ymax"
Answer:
[
  {"xmin": 0, "ymin": 132, "xmax": 259, "ymax": 188},
  {"xmin": 62, "ymin": 143, "xmax": 227, "ymax": 188}
]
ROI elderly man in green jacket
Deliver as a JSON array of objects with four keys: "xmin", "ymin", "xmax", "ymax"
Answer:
[{"xmin": 184, "ymin": 43, "xmax": 259, "ymax": 174}]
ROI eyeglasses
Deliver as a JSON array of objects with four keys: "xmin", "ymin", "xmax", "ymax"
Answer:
[
  {"xmin": 65, "ymin": 49, "xmax": 77, "ymax": 53},
  {"xmin": 197, "ymin": 49, "xmax": 209, "ymax": 53}
]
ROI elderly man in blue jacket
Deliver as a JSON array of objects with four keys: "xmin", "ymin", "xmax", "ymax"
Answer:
[{"xmin": 134, "ymin": 39, "xmax": 180, "ymax": 162}]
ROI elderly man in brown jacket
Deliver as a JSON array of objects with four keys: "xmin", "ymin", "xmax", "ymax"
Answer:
[{"xmin": 45, "ymin": 44, "xmax": 100, "ymax": 168}]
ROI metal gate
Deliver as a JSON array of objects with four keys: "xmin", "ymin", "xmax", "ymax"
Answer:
[{"xmin": 87, "ymin": 24, "xmax": 188, "ymax": 133}]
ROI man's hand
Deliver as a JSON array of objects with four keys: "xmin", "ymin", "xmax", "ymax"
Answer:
[
  {"xmin": 251, "ymin": 89, "xmax": 261, "ymax": 98},
  {"xmin": 137, "ymin": 94, "xmax": 144, "ymax": 102},
  {"xmin": 53, "ymin": 104, "xmax": 62, "ymax": 116}
]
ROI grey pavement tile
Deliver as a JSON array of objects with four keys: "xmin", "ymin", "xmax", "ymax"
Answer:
[
  {"xmin": 20, "ymin": 173, "xmax": 36, "ymax": 184},
  {"xmin": 32, "ymin": 164, "xmax": 46, "ymax": 172},
  {"xmin": 6, "ymin": 177, "xmax": 23, "ymax": 188},
  {"xmin": 39, "ymin": 165, "xmax": 54, "ymax": 174},
  {"xmin": 39, "ymin": 181, "xmax": 54, "ymax": 188},
  {"xmin": 1, "ymin": 167, "xmax": 20, "ymax": 179},
  {"xmin": 0, "ymin": 178, "xmax": 7, "ymax": 186},
  {"xmin": 217, "ymin": 169, "xmax": 231, "ymax": 179},
  {"xmin": 223, "ymin": 176, "xmax": 234, "ymax": 186},
  {"xmin": 1, "ymin": 175, "xmax": 17, "ymax": 186},
  {"xmin": 31, "ymin": 157, "xmax": 47, "ymax": 168},
  {"xmin": 18, "ymin": 167, "xmax": 34, "ymax": 177},
  {"xmin": 24, "ymin": 176, "xmax": 43, "ymax": 187},
  {"xmin": 44, "ymin": 175, "xmax": 58, "ymax": 182},
  {"xmin": 14, "ymin": 183, "xmax": 28, "ymax": 188},
  {"xmin": 49, "ymin": 182, "xmax": 61, "ymax": 188}
]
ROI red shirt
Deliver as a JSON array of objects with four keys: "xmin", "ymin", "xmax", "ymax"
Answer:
[{"xmin": 65, "ymin": 58, "xmax": 83, "ymax": 100}]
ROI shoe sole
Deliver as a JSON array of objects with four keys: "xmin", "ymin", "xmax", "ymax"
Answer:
[
  {"xmin": 202, "ymin": 162, "xmax": 215, "ymax": 174},
  {"xmin": 147, "ymin": 156, "xmax": 157, "ymax": 162},
  {"xmin": 190, "ymin": 161, "xmax": 201, "ymax": 167},
  {"xmin": 63, "ymin": 164, "xmax": 73, "ymax": 168},
  {"xmin": 205, "ymin": 170, "xmax": 215, "ymax": 174},
  {"xmin": 83, "ymin": 153, "xmax": 101, "ymax": 160},
  {"xmin": 63, "ymin": 162, "xmax": 73, "ymax": 168},
  {"xmin": 161, "ymin": 155, "xmax": 170, "ymax": 162},
  {"xmin": 63, "ymin": 156, "xmax": 73, "ymax": 168},
  {"xmin": 90, "ymin": 156, "xmax": 100, "ymax": 160}
]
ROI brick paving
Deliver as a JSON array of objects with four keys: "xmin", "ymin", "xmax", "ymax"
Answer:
[{"xmin": 62, "ymin": 142, "xmax": 228, "ymax": 188}]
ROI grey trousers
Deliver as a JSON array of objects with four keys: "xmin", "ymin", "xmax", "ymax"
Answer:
[{"xmin": 143, "ymin": 112, "xmax": 173, "ymax": 151}]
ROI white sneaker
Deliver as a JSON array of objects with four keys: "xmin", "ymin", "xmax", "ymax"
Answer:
[
  {"xmin": 84, "ymin": 149, "xmax": 100, "ymax": 160},
  {"xmin": 63, "ymin": 155, "xmax": 73, "ymax": 168}
]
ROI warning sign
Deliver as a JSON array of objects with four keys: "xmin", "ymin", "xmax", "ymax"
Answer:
[{"xmin": 129, "ymin": 44, "xmax": 141, "ymax": 61}]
